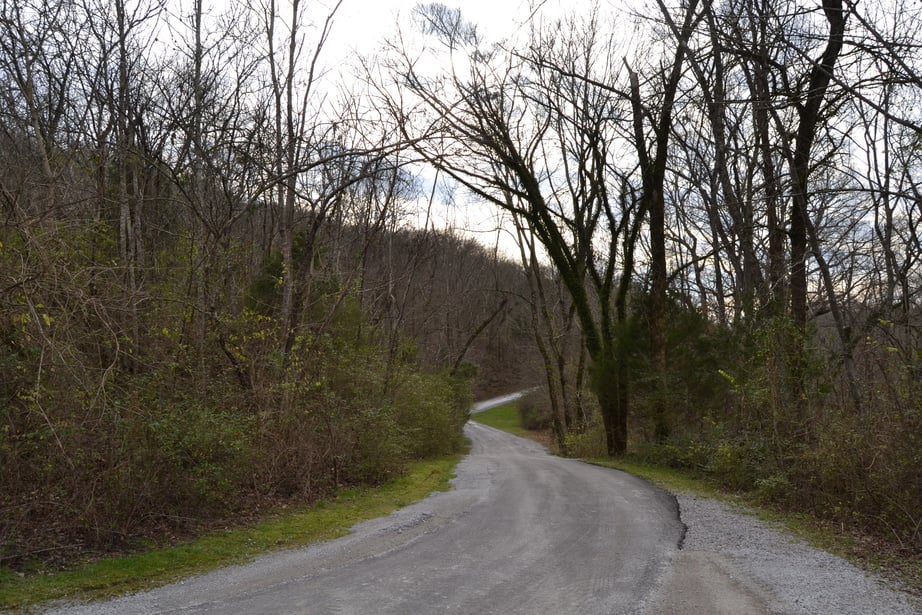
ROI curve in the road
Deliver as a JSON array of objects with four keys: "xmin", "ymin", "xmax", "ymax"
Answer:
[{"xmin": 46, "ymin": 421, "xmax": 685, "ymax": 615}]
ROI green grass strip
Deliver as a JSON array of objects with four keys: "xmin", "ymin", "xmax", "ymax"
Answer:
[
  {"xmin": 586, "ymin": 458, "xmax": 724, "ymax": 498},
  {"xmin": 469, "ymin": 403, "xmax": 530, "ymax": 436},
  {"xmin": 0, "ymin": 454, "xmax": 461, "ymax": 612}
]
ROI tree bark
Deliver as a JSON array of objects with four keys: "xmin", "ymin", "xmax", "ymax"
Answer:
[{"xmin": 788, "ymin": 0, "xmax": 847, "ymax": 332}]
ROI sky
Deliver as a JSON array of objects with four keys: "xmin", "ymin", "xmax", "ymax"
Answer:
[
  {"xmin": 320, "ymin": 0, "xmax": 537, "ymax": 256},
  {"xmin": 329, "ymin": 0, "xmax": 557, "ymax": 61},
  {"xmin": 321, "ymin": 0, "xmax": 605, "ymax": 258}
]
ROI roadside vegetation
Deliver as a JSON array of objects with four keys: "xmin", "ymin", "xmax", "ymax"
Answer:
[{"xmin": 0, "ymin": 207, "xmax": 540, "ymax": 598}]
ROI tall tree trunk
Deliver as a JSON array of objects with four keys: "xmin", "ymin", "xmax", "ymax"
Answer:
[
  {"xmin": 515, "ymin": 214, "xmax": 570, "ymax": 454},
  {"xmin": 787, "ymin": 0, "xmax": 847, "ymax": 390},
  {"xmin": 789, "ymin": 0, "xmax": 847, "ymax": 328},
  {"xmin": 592, "ymin": 347, "xmax": 628, "ymax": 457},
  {"xmin": 745, "ymin": 0, "xmax": 787, "ymax": 314},
  {"xmin": 116, "ymin": 0, "xmax": 140, "ymax": 368},
  {"xmin": 633, "ymin": 0, "xmax": 701, "ymax": 441}
]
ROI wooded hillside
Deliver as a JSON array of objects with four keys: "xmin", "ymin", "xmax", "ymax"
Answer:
[{"xmin": 0, "ymin": 0, "xmax": 539, "ymax": 569}]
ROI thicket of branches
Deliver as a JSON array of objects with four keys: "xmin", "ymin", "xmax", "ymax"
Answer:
[
  {"xmin": 394, "ymin": 0, "xmax": 922, "ymax": 553},
  {"xmin": 0, "ymin": 0, "xmax": 536, "ymax": 568}
]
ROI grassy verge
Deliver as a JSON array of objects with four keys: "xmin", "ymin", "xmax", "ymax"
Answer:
[
  {"xmin": 470, "ymin": 402, "xmax": 555, "ymax": 449},
  {"xmin": 585, "ymin": 458, "xmax": 727, "ymax": 499},
  {"xmin": 0, "ymin": 454, "xmax": 461, "ymax": 612},
  {"xmin": 470, "ymin": 403, "xmax": 532, "ymax": 436}
]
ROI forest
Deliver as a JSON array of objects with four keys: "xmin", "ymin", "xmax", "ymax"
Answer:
[{"xmin": 1, "ymin": 0, "xmax": 920, "ymax": 576}]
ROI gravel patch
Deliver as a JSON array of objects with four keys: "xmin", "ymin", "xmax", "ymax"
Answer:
[{"xmin": 677, "ymin": 494, "xmax": 922, "ymax": 615}]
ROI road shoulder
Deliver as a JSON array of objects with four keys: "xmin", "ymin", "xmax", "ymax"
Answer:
[{"xmin": 667, "ymin": 494, "xmax": 921, "ymax": 615}]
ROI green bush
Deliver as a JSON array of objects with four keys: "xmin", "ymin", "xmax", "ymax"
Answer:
[
  {"xmin": 706, "ymin": 440, "xmax": 761, "ymax": 491},
  {"xmin": 148, "ymin": 403, "xmax": 255, "ymax": 508},
  {"xmin": 517, "ymin": 391, "xmax": 552, "ymax": 430},
  {"xmin": 797, "ymin": 407, "xmax": 922, "ymax": 549},
  {"xmin": 754, "ymin": 473, "xmax": 793, "ymax": 504},
  {"xmin": 392, "ymin": 371, "xmax": 470, "ymax": 459},
  {"xmin": 633, "ymin": 438, "xmax": 712, "ymax": 471},
  {"xmin": 350, "ymin": 402, "xmax": 403, "ymax": 482}
]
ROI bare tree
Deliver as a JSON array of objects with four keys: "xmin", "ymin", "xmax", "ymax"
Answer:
[{"xmin": 385, "ymin": 5, "xmax": 651, "ymax": 454}]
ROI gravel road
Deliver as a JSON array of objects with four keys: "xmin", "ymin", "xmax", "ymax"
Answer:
[
  {"xmin": 41, "ymin": 398, "xmax": 921, "ymax": 615},
  {"xmin": 44, "ymin": 421, "xmax": 683, "ymax": 614}
]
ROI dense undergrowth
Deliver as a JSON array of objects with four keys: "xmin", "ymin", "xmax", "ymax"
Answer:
[{"xmin": 0, "ymin": 222, "xmax": 475, "ymax": 575}]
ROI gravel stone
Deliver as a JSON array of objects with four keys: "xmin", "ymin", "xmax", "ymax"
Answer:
[{"xmin": 676, "ymin": 494, "xmax": 922, "ymax": 615}]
